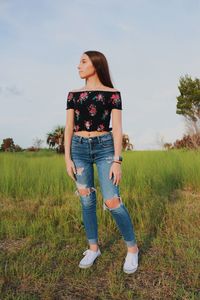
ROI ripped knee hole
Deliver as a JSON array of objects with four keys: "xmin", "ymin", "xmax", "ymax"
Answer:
[
  {"xmin": 75, "ymin": 187, "xmax": 96, "ymax": 196},
  {"xmin": 104, "ymin": 196, "xmax": 122, "ymax": 209}
]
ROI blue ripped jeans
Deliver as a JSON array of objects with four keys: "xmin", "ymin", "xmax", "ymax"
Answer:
[{"xmin": 70, "ymin": 131, "xmax": 137, "ymax": 247}]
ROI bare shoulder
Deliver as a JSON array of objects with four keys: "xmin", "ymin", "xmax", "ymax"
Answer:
[
  {"xmin": 70, "ymin": 87, "xmax": 85, "ymax": 92},
  {"xmin": 102, "ymin": 87, "xmax": 120, "ymax": 92},
  {"xmin": 70, "ymin": 87, "xmax": 120, "ymax": 92}
]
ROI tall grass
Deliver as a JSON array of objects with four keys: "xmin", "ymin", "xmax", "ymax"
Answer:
[
  {"xmin": 1, "ymin": 150, "xmax": 200, "ymax": 200},
  {"xmin": 0, "ymin": 150, "xmax": 200, "ymax": 243}
]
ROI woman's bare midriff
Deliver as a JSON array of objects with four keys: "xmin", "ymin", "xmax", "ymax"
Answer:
[{"xmin": 73, "ymin": 130, "xmax": 110, "ymax": 138}]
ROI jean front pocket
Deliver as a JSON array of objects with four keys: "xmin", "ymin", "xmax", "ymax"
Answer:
[{"xmin": 101, "ymin": 138, "xmax": 114, "ymax": 148}]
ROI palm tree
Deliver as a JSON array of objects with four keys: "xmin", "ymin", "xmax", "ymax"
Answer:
[
  {"xmin": 46, "ymin": 126, "xmax": 65, "ymax": 153},
  {"xmin": 54, "ymin": 126, "xmax": 65, "ymax": 153},
  {"xmin": 46, "ymin": 132, "xmax": 56, "ymax": 149}
]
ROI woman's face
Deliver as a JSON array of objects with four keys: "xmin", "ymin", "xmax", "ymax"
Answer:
[{"xmin": 77, "ymin": 53, "xmax": 96, "ymax": 79}]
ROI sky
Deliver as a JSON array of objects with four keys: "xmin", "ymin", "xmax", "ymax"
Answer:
[{"xmin": 0, "ymin": 0, "xmax": 200, "ymax": 150}]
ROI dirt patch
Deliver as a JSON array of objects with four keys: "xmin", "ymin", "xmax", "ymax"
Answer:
[{"xmin": 0, "ymin": 237, "xmax": 31, "ymax": 253}]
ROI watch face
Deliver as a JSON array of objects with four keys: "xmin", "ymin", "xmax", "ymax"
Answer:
[{"xmin": 114, "ymin": 156, "xmax": 123, "ymax": 161}]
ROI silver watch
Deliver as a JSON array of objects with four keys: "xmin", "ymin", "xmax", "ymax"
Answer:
[{"xmin": 113, "ymin": 155, "xmax": 123, "ymax": 162}]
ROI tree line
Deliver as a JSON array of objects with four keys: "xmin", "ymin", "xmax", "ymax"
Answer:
[{"xmin": 1, "ymin": 75, "xmax": 200, "ymax": 152}]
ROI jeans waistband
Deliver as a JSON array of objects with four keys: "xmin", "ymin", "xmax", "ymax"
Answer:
[{"xmin": 72, "ymin": 131, "xmax": 113, "ymax": 143}]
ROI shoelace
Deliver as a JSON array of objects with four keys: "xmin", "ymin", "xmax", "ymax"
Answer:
[{"xmin": 125, "ymin": 251, "xmax": 139, "ymax": 263}]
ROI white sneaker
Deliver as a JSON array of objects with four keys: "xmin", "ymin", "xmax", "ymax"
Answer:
[
  {"xmin": 79, "ymin": 248, "xmax": 101, "ymax": 268},
  {"xmin": 123, "ymin": 250, "xmax": 139, "ymax": 274}
]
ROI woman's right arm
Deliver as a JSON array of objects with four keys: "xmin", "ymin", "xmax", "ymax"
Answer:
[
  {"xmin": 64, "ymin": 109, "xmax": 77, "ymax": 180},
  {"xmin": 64, "ymin": 109, "xmax": 74, "ymax": 162}
]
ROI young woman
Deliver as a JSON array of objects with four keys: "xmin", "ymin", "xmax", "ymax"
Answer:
[{"xmin": 64, "ymin": 50, "xmax": 139, "ymax": 274}]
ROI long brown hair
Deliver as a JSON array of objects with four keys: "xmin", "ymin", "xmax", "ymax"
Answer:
[{"xmin": 84, "ymin": 50, "xmax": 114, "ymax": 88}]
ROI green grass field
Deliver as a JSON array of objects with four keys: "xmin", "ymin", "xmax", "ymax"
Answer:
[{"xmin": 0, "ymin": 150, "xmax": 200, "ymax": 299}]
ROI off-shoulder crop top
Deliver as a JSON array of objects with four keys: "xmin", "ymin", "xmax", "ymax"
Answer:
[{"xmin": 66, "ymin": 90, "xmax": 122, "ymax": 132}]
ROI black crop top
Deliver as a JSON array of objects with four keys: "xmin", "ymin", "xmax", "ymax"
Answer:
[{"xmin": 66, "ymin": 90, "xmax": 122, "ymax": 132}]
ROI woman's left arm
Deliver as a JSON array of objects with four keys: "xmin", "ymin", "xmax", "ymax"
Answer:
[
  {"xmin": 109, "ymin": 109, "xmax": 123, "ymax": 185},
  {"xmin": 112, "ymin": 109, "xmax": 123, "ymax": 157}
]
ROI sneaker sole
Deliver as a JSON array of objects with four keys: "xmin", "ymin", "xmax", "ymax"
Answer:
[
  {"xmin": 123, "ymin": 266, "xmax": 138, "ymax": 274},
  {"xmin": 79, "ymin": 262, "xmax": 94, "ymax": 268}
]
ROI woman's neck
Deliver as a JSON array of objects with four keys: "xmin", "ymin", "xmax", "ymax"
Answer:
[{"xmin": 85, "ymin": 78, "xmax": 104, "ymax": 90}]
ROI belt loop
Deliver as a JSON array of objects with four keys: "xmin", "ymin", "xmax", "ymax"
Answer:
[
  {"xmin": 97, "ymin": 136, "xmax": 101, "ymax": 143},
  {"xmin": 79, "ymin": 136, "xmax": 82, "ymax": 143}
]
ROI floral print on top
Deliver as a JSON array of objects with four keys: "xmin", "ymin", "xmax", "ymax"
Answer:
[{"xmin": 66, "ymin": 90, "xmax": 122, "ymax": 132}]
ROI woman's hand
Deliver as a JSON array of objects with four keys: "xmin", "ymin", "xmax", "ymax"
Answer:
[
  {"xmin": 66, "ymin": 158, "xmax": 77, "ymax": 181},
  {"xmin": 109, "ymin": 162, "xmax": 122, "ymax": 186}
]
